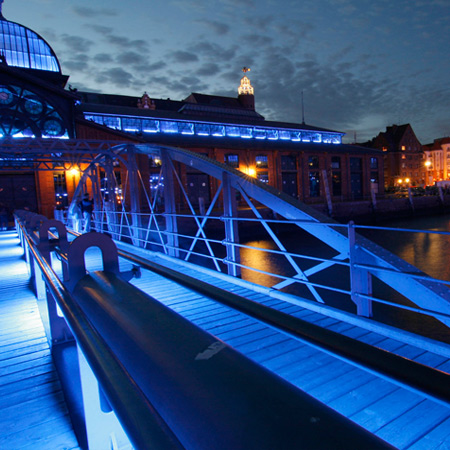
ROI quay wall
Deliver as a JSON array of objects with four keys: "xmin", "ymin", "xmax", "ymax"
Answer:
[{"xmin": 311, "ymin": 195, "xmax": 450, "ymax": 224}]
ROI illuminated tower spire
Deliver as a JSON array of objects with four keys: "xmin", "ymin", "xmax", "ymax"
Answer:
[
  {"xmin": 238, "ymin": 67, "xmax": 254, "ymax": 95},
  {"xmin": 238, "ymin": 67, "xmax": 255, "ymax": 109}
]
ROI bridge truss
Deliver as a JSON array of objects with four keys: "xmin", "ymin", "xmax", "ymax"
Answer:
[{"xmin": 2, "ymin": 137, "xmax": 450, "ymax": 330}]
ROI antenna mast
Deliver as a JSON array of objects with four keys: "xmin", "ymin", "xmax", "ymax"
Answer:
[{"xmin": 301, "ymin": 91, "xmax": 305, "ymax": 124}]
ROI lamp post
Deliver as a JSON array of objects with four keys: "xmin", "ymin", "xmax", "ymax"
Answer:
[{"xmin": 424, "ymin": 160, "xmax": 432, "ymax": 185}]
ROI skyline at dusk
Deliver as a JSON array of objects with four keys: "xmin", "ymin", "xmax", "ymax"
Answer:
[{"xmin": 3, "ymin": 0, "xmax": 449, "ymax": 144}]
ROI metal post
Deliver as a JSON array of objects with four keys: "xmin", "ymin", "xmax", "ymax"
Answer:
[
  {"xmin": 77, "ymin": 347, "xmax": 132, "ymax": 450},
  {"xmin": 348, "ymin": 221, "xmax": 373, "ymax": 317},
  {"xmin": 322, "ymin": 169, "xmax": 333, "ymax": 216},
  {"xmin": 127, "ymin": 146, "xmax": 144, "ymax": 247},
  {"xmin": 160, "ymin": 149, "xmax": 179, "ymax": 257},
  {"xmin": 222, "ymin": 171, "xmax": 241, "ymax": 277},
  {"xmin": 103, "ymin": 157, "xmax": 120, "ymax": 239}
]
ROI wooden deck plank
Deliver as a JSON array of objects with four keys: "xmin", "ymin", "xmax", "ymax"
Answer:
[
  {"xmin": 408, "ymin": 416, "xmax": 450, "ymax": 450},
  {"xmin": 374, "ymin": 400, "xmax": 450, "ymax": 449}
]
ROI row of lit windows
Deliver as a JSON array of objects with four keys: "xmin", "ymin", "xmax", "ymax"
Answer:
[
  {"xmin": 223, "ymin": 154, "xmax": 379, "ymax": 176},
  {"xmin": 84, "ymin": 113, "xmax": 343, "ymax": 144}
]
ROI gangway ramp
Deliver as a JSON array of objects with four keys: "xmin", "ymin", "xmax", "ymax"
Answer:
[{"xmin": 106, "ymin": 240, "xmax": 450, "ymax": 450}]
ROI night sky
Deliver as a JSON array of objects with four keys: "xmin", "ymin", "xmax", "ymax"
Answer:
[{"xmin": 4, "ymin": 0, "xmax": 450, "ymax": 144}]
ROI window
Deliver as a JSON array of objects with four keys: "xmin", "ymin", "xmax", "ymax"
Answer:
[
  {"xmin": 257, "ymin": 172, "xmax": 269, "ymax": 183},
  {"xmin": 370, "ymin": 157, "xmax": 378, "ymax": 169},
  {"xmin": 255, "ymin": 155, "xmax": 268, "ymax": 168},
  {"xmin": 308, "ymin": 156, "xmax": 319, "ymax": 169},
  {"xmin": 225, "ymin": 154, "xmax": 239, "ymax": 168},
  {"xmin": 53, "ymin": 172, "xmax": 68, "ymax": 208},
  {"xmin": 309, "ymin": 172, "xmax": 320, "ymax": 197},
  {"xmin": 331, "ymin": 156, "xmax": 341, "ymax": 169},
  {"xmin": 332, "ymin": 171, "xmax": 341, "ymax": 196},
  {"xmin": 281, "ymin": 155, "xmax": 296, "ymax": 170}
]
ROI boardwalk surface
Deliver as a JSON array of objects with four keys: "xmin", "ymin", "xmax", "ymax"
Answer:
[
  {"xmin": 3, "ymin": 227, "xmax": 450, "ymax": 449},
  {"xmin": 114, "ymin": 241, "xmax": 450, "ymax": 450},
  {"xmin": 0, "ymin": 231, "xmax": 80, "ymax": 450}
]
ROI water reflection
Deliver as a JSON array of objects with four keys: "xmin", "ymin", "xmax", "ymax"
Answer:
[{"xmin": 239, "ymin": 214, "xmax": 450, "ymax": 343}]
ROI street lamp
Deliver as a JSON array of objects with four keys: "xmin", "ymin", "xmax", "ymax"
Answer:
[{"xmin": 424, "ymin": 160, "xmax": 432, "ymax": 185}]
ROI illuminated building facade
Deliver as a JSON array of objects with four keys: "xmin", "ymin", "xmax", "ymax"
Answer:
[
  {"xmin": 0, "ymin": 7, "xmax": 384, "ymax": 219},
  {"xmin": 423, "ymin": 137, "xmax": 450, "ymax": 184},
  {"xmin": 368, "ymin": 124, "xmax": 425, "ymax": 188}
]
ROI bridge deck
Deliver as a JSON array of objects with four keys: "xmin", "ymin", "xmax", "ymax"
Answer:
[
  {"xmin": 2, "ymin": 229, "xmax": 450, "ymax": 449},
  {"xmin": 113, "ymin": 241, "xmax": 450, "ymax": 450},
  {"xmin": 0, "ymin": 231, "xmax": 80, "ymax": 450}
]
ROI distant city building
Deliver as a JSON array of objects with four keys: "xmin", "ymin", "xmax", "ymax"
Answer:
[
  {"xmin": 366, "ymin": 124, "xmax": 425, "ymax": 187},
  {"xmin": 422, "ymin": 137, "xmax": 450, "ymax": 185},
  {"xmin": 0, "ymin": 7, "xmax": 384, "ymax": 218}
]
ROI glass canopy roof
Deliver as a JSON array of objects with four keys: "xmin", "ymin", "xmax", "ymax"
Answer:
[{"xmin": 0, "ymin": 17, "xmax": 60, "ymax": 72}]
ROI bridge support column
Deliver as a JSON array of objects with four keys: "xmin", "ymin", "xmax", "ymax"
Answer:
[
  {"xmin": 103, "ymin": 157, "xmax": 120, "ymax": 239},
  {"xmin": 127, "ymin": 146, "xmax": 144, "ymax": 247},
  {"xmin": 77, "ymin": 347, "xmax": 131, "ymax": 450},
  {"xmin": 161, "ymin": 149, "xmax": 179, "ymax": 257},
  {"xmin": 222, "ymin": 171, "xmax": 241, "ymax": 277},
  {"xmin": 349, "ymin": 221, "xmax": 373, "ymax": 317}
]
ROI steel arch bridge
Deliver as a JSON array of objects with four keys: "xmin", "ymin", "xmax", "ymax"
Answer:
[{"xmin": 2, "ymin": 137, "xmax": 450, "ymax": 327}]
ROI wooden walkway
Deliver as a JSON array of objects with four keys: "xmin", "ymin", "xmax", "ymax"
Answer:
[
  {"xmin": 114, "ymin": 241, "xmax": 450, "ymax": 450},
  {"xmin": 3, "ymin": 228, "xmax": 450, "ymax": 449},
  {"xmin": 0, "ymin": 231, "xmax": 80, "ymax": 450}
]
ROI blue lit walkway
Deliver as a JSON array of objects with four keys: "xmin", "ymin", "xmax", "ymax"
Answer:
[
  {"xmin": 0, "ymin": 231, "xmax": 80, "ymax": 450},
  {"xmin": 3, "ymin": 228, "xmax": 450, "ymax": 449}
]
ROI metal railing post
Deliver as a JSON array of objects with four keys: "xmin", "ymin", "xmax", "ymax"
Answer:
[
  {"xmin": 127, "ymin": 145, "xmax": 144, "ymax": 247},
  {"xmin": 348, "ymin": 221, "xmax": 373, "ymax": 317},
  {"xmin": 222, "ymin": 171, "xmax": 241, "ymax": 277},
  {"xmin": 67, "ymin": 232, "xmax": 132, "ymax": 450},
  {"xmin": 77, "ymin": 346, "xmax": 131, "ymax": 450},
  {"xmin": 161, "ymin": 149, "xmax": 179, "ymax": 257}
]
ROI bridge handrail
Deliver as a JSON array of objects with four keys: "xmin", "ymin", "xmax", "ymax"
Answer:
[
  {"xmin": 113, "ymin": 242, "xmax": 450, "ymax": 408},
  {"xmin": 14, "ymin": 213, "xmax": 394, "ymax": 449},
  {"xmin": 88, "ymin": 209, "xmax": 450, "ymax": 325},
  {"xmin": 14, "ymin": 215, "xmax": 184, "ymax": 450}
]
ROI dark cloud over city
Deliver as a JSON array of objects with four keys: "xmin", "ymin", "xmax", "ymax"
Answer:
[{"xmin": 6, "ymin": 0, "xmax": 450, "ymax": 143}]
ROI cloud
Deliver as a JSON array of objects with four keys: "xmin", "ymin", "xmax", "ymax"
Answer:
[
  {"xmin": 72, "ymin": 6, "xmax": 118, "ymax": 18},
  {"xmin": 94, "ymin": 53, "xmax": 114, "ymax": 64},
  {"xmin": 201, "ymin": 20, "xmax": 230, "ymax": 35},
  {"xmin": 63, "ymin": 57, "xmax": 90, "ymax": 73},
  {"xmin": 170, "ymin": 51, "xmax": 199, "ymax": 63},
  {"xmin": 60, "ymin": 35, "xmax": 94, "ymax": 54},
  {"xmin": 95, "ymin": 67, "xmax": 135, "ymax": 88},
  {"xmin": 191, "ymin": 41, "xmax": 238, "ymax": 61},
  {"xmin": 196, "ymin": 63, "xmax": 221, "ymax": 77},
  {"xmin": 116, "ymin": 51, "xmax": 149, "ymax": 67}
]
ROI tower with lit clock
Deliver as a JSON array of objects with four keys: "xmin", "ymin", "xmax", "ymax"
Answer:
[{"xmin": 0, "ymin": 0, "xmax": 75, "ymax": 139}]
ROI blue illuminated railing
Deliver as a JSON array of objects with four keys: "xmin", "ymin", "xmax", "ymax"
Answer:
[
  {"xmin": 59, "ymin": 208, "xmax": 450, "ymax": 330},
  {"xmin": 83, "ymin": 113, "xmax": 343, "ymax": 144}
]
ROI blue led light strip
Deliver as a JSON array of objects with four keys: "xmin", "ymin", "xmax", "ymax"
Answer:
[{"xmin": 84, "ymin": 113, "xmax": 343, "ymax": 144}]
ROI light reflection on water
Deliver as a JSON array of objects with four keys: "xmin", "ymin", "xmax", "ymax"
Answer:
[{"xmin": 239, "ymin": 215, "xmax": 450, "ymax": 343}]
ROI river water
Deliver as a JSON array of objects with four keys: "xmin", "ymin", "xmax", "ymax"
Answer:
[{"xmin": 237, "ymin": 214, "xmax": 450, "ymax": 344}]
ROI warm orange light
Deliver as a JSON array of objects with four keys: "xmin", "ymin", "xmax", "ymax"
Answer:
[
  {"xmin": 248, "ymin": 168, "xmax": 256, "ymax": 177},
  {"xmin": 405, "ymin": 178, "xmax": 410, "ymax": 183},
  {"xmin": 425, "ymin": 161, "xmax": 431, "ymax": 167},
  {"xmin": 398, "ymin": 179, "xmax": 403, "ymax": 184},
  {"xmin": 69, "ymin": 168, "xmax": 79, "ymax": 176}
]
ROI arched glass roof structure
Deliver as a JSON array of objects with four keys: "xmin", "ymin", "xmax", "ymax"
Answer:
[{"xmin": 0, "ymin": 14, "xmax": 61, "ymax": 72}]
